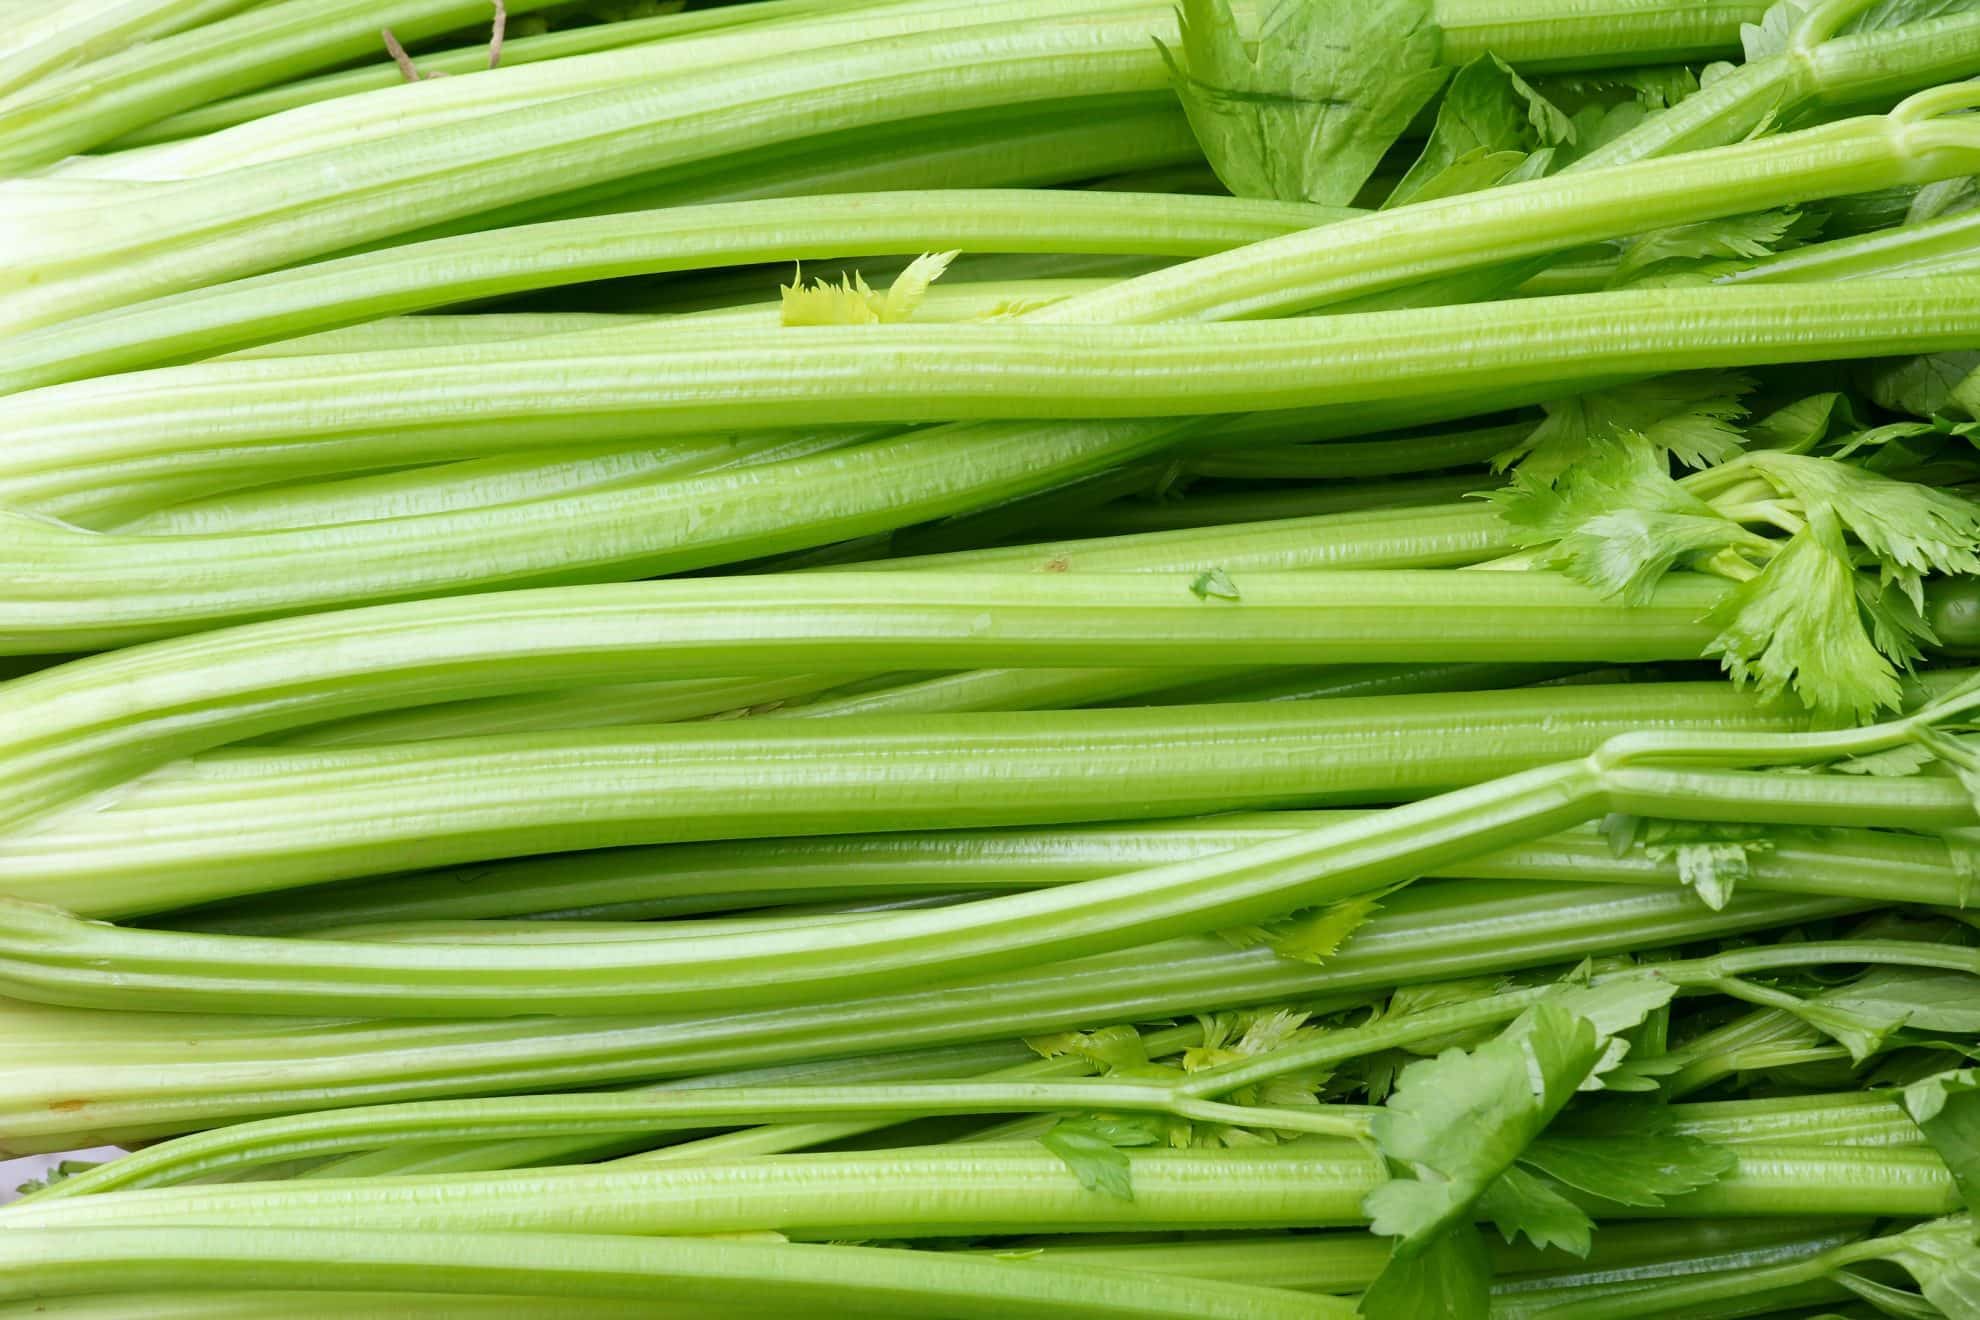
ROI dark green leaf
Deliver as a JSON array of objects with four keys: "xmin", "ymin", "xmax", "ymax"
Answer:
[
  {"xmin": 1358, "ymin": 1223, "xmax": 1491, "ymax": 1320},
  {"xmin": 1852, "ymin": 1217, "xmax": 1980, "ymax": 1320},
  {"xmin": 1365, "ymin": 1002, "xmax": 1605, "ymax": 1256},
  {"xmin": 1477, "ymin": 1164, "xmax": 1594, "ymax": 1254},
  {"xmin": 1903, "ymin": 1070, "xmax": 1980, "ymax": 1210},
  {"xmin": 1827, "ymin": 971, "xmax": 1980, "ymax": 1036},
  {"xmin": 1518, "ymin": 1132, "xmax": 1737, "ymax": 1207},
  {"xmin": 1861, "ymin": 351, "xmax": 1980, "ymax": 420}
]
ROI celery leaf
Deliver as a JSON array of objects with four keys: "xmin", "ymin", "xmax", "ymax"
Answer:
[
  {"xmin": 1357, "ymin": 1223, "xmax": 1491, "ymax": 1320},
  {"xmin": 1840, "ymin": 0, "xmax": 1980, "ymax": 35},
  {"xmin": 1613, "ymin": 209, "xmax": 1808, "ymax": 284},
  {"xmin": 1520, "ymin": 1114, "xmax": 1737, "ymax": 1207},
  {"xmin": 1387, "ymin": 55, "xmax": 1572, "ymax": 209},
  {"xmin": 1862, "ymin": 351, "xmax": 1980, "ymax": 420},
  {"xmin": 1158, "ymin": 0, "xmax": 1448, "ymax": 206},
  {"xmin": 1493, "ymin": 372, "xmax": 1751, "ymax": 481},
  {"xmin": 1840, "ymin": 1216, "xmax": 1980, "ymax": 1319},
  {"xmin": 1476, "ymin": 1164, "xmax": 1594, "ymax": 1254},
  {"xmin": 1704, "ymin": 506, "xmax": 1907, "ymax": 719},
  {"xmin": 1633, "ymin": 821, "xmax": 1776, "ymax": 910},
  {"xmin": 1903, "ymin": 1070, "xmax": 1980, "ymax": 1210},
  {"xmin": 1743, "ymin": 451, "xmax": 1980, "ymax": 602},
  {"xmin": 1364, "ymin": 1002, "xmax": 1607, "ymax": 1255},
  {"xmin": 1216, "ymin": 892, "xmax": 1385, "ymax": 964},
  {"xmin": 1039, "ymin": 1115, "xmax": 1163, "ymax": 1200},
  {"xmin": 1490, "ymin": 432, "xmax": 1756, "ymax": 602},
  {"xmin": 1741, "ymin": 2, "xmax": 1807, "ymax": 62},
  {"xmin": 780, "ymin": 251, "xmax": 956, "ymax": 325}
]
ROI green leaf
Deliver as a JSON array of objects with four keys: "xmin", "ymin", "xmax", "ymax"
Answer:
[
  {"xmin": 1613, "ymin": 209, "xmax": 1807, "ymax": 284},
  {"xmin": 1544, "ymin": 66, "xmax": 1700, "ymax": 113},
  {"xmin": 1358, "ymin": 1223, "xmax": 1492, "ymax": 1320},
  {"xmin": 1184, "ymin": 1006, "xmax": 1322, "ymax": 1071},
  {"xmin": 1364, "ymin": 1002, "xmax": 1606, "ymax": 1257},
  {"xmin": 1703, "ymin": 505, "xmax": 1906, "ymax": 720},
  {"xmin": 1825, "ymin": 970, "xmax": 1980, "ymax": 1036},
  {"xmin": 1188, "ymin": 566, "xmax": 1240, "ymax": 601},
  {"xmin": 1477, "ymin": 1164, "xmax": 1594, "ymax": 1255},
  {"xmin": 1157, "ymin": 0, "xmax": 1449, "ymax": 206},
  {"xmin": 1834, "ymin": 742, "xmax": 1939, "ymax": 776},
  {"xmin": 1387, "ymin": 55, "xmax": 1572, "ymax": 209},
  {"xmin": 1548, "ymin": 975, "xmax": 1680, "ymax": 1038},
  {"xmin": 1840, "ymin": 0, "xmax": 1980, "ymax": 35},
  {"xmin": 779, "ymin": 251, "xmax": 956, "ymax": 325},
  {"xmin": 1850, "ymin": 1216, "xmax": 1980, "ymax": 1320},
  {"xmin": 1790, "ymin": 1000, "xmax": 1908, "ymax": 1064},
  {"xmin": 1903, "ymin": 1070, "xmax": 1980, "ymax": 1211},
  {"xmin": 1025, "ymin": 1024, "xmax": 1152, "ymax": 1071},
  {"xmin": 1492, "ymin": 373, "xmax": 1751, "ymax": 482},
  {"xmin": 1038, "ymin": 1115, "xmax": 1164, "ymax": 1200},
  {"xmin": 1742, "ymin": 451, "xmax": 1980, "ymax": 595},
  {"xmin": 1740, "ymin": 1, "xmax": 1808, "ymax": 61},
  {"xmin": 1746, "ymin": 393, "xmax": 1852, "ymax": 453},
  {"xmin": 1908, "ymin": 176, "xmax": 1980, "ymax": 226},
  {"xmin": 1862, "ymin": 351, "xmax": 1980, "ymax": 420},
  {"xmin": 1489, "ymin": 431, "xmax": 1756, "ymax": 602},
  {"xmin": 1633, "ymin": 821, "xmax": 1776, "ymax": 911},
  {"xmin": 1518, "ymin": 1132, "xmax": 1737, "ymax": 1207},
  {"xmin": 1218, "ymin": 892, "xmax": 1387, "ymax": 964}
]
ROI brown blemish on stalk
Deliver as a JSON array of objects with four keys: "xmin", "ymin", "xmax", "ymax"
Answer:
[
  {"xmin": 47, "ymin": 1099, "xmax": 87, "ymax": 1113},
  {"xmin": 1043, "ymin": 558, "xmax": 1070, "ymax": 573}
]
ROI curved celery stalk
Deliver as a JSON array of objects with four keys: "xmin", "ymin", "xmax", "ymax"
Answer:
[
  {"xmin": 0, "ymin": 0, "xmax": 261, "ymax": 102},
  {"xmin": 1580, "ymin": 4, "xmax": 1980, "ymax": 168},
  {"xmin": 0, "ymin": 190, "xmax": 1347, "ymax": 396},
  {"xmin": 101, "ymin": 0, "xmax": 1772, "ymax": 153},
  {"xmin": 106, "ymin": 0, "xmax": 872, "ymax": 148},
  {"xmin": 19, "ymin": 1079, "xmax": 1374, "ymax": 1199},
  {"xmin": 112, "ymin": 431, "xmax": 876, "ymax": 536},
  {"xmin": 9, "ymin": 280, "xmax": 1980, "ymax": 639},
  {"xmin": 0, "ymin": 573, "xmax": 1738, "ymax": 832},
  {"xmin": 16, "ymin": 956, "xmax": 1934, "ymax": 1200},
  {"xmin": 180, "ymin": 816, "xmax": 1973, "ymax": 933},
  {"xmin": 0, "ymin": 0, "xmax": 577, "ymax": 173},
  {"xmin": 0, "ymin": 1226, "xmax": 1342, "ymax": 1319},
  {"xmin": 1727, "ymin": 201, "xmax": 1980, "ymax": 285},
  {"xmin": 298, "ymin": 1021, "xmax": 1205, "ymax": 1182},
  {"xmin": 0, "ymin": 694, "xmax": 1968, "ymax": 1017},
  {"xmin": 0, "ymin": 757, "xmax": 1605, "ymax": 1016},
  {"xmin": 1030, "ymin": 97, "xmax": 1980, "ymax": 324},
  {"xmin": 0, "ymin": 1143, "xmax": 1958, "ymax": 1239},
  {"xmin": 0, "ymin": 880, "xmax": 1858, "ymax": 1150},
  {"xmin": 65, "ymin": 0, "xmax": 1157, "ymax": 183},
  {"xmin": 0, "ymin": 11, "xmax": 1180, "ymax": 331},
  {"xmin": 0, "ymin": 678, "xmax": 1771, "ymax": 914}
]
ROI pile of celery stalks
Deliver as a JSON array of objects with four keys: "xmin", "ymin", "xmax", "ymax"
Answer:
[{"xmin": 5, "ymin": 0, "xmax": 1980, "ymax": 1314}]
